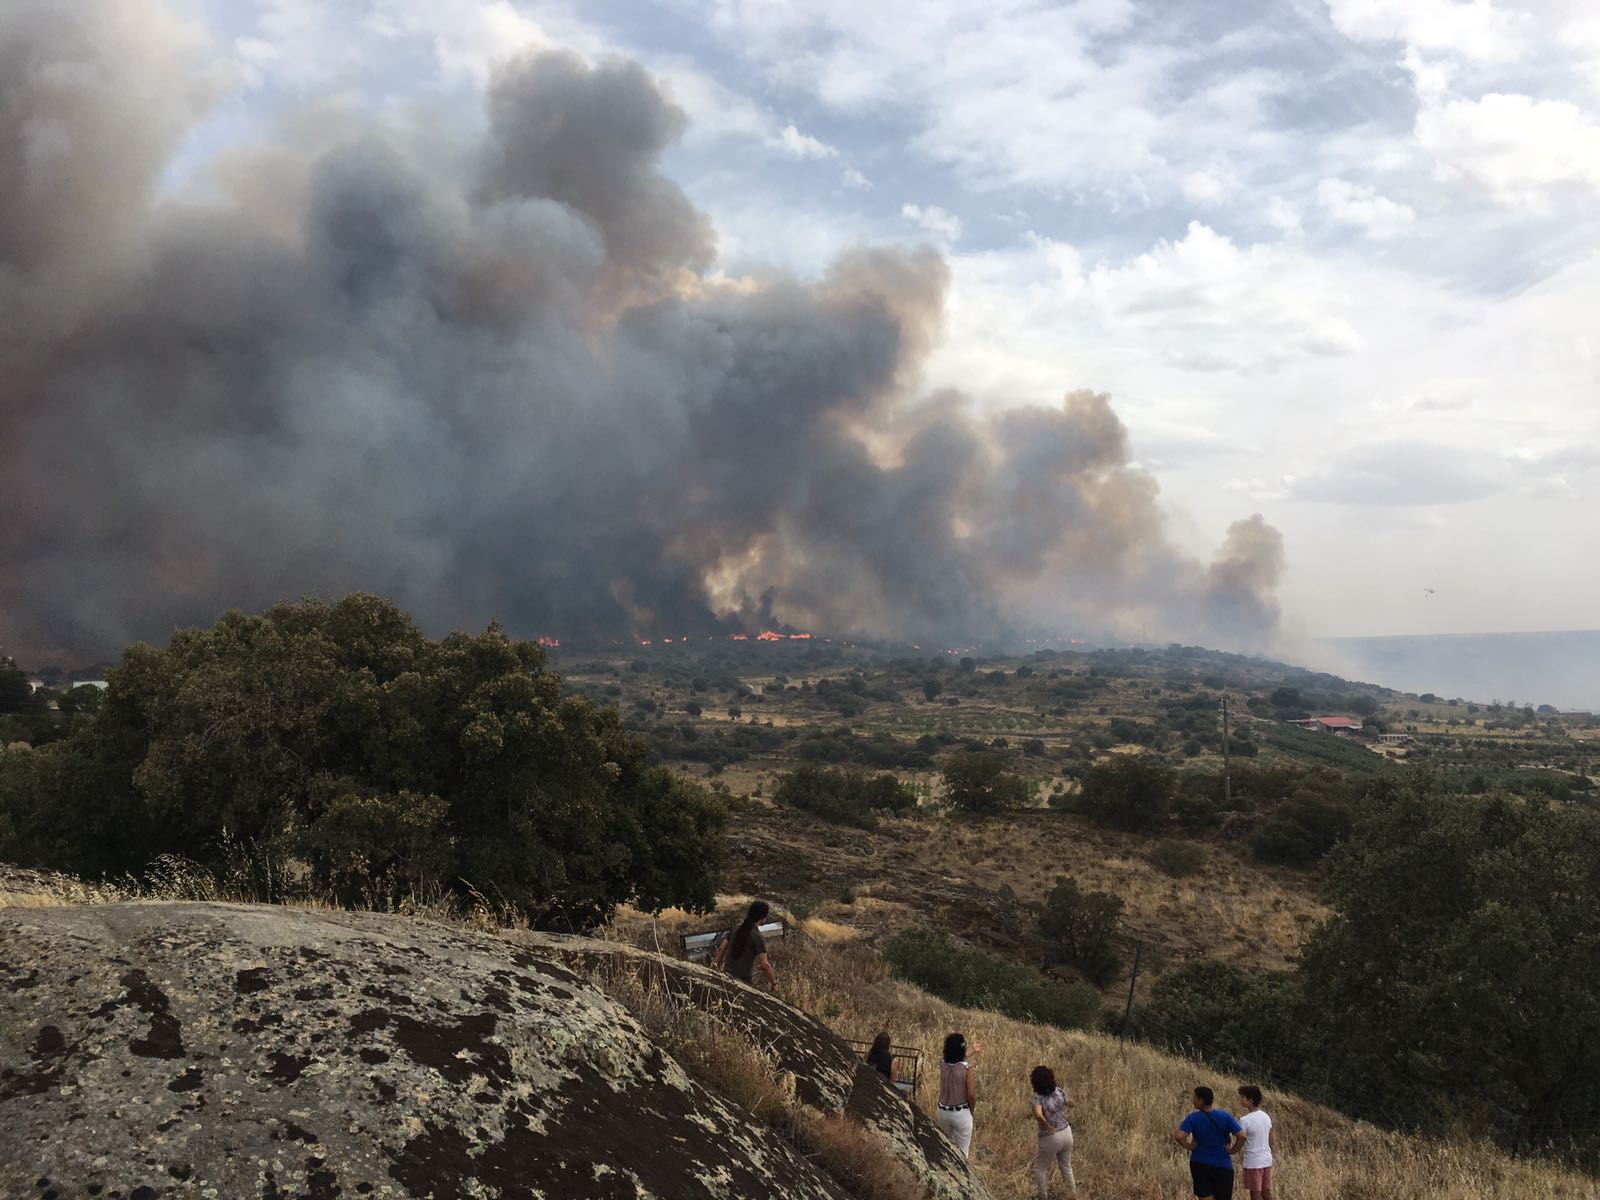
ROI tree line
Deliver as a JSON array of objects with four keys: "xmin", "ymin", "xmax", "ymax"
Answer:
[{"xmin": 0, "ymin": 595, "xmax": 725, "ymax": 929}]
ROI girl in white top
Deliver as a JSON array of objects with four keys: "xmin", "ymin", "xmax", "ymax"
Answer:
[{"xmin": 1236, "ymin": 1085, "xmax": 1274, "ymax": 1200}]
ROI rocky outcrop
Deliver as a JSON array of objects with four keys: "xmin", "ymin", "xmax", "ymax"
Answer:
[
  {"xmin": 0, "ymin": 902, "xmax": 987, "ymax": 1199},
  {"xmin": 541, "ymin": 938, "xmax": 988, "ymax": 1200}
]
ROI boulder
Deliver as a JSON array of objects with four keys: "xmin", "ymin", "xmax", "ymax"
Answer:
[{"xmin": 0, "ymin": 901, "xmax": 976, "ymax": 1199}]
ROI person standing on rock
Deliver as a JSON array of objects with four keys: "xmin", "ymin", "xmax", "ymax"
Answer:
[
  {"xmin": 713, "ymin": 900, "xmax": 776, "ymax": 989},
  {"xmin": 936, "ymin": 1032, "xmax": 984, "ymax": 1158},
  {"xmin": 1029, "ymin": 1064, "xmax": 1076, "ymax": 1198}
]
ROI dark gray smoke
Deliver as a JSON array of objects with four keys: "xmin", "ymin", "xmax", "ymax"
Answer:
[{"xmin": 0, "ymin": 0, "xmax": 1284, "ymax": 661}]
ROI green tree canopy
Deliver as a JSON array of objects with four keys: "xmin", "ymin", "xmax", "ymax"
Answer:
[
  {"xmin": 1039, "ymin": 875, "xmax": 1124, "ymax": 985},
  {"xmin": 942, "ymin": 750, "xmax": 1030, "ymax": 812},
  {"xmin": 1075, "ymin": 755, "xmax": 1174, "ymax": 831},
  {"xmin": 55, "ymin": 684, "xmax": 105, "ymax": 717},
  {"xmin": 773, "ymin": 765, "xmax": 914, "ymax": 830},
  {"xmin": 1301, "ymin": 787, "xmax": 1600, "ymax": 1142},
  {"xmin": 0, "ymin": 595, "xmax": 725, "ymax": 929}
]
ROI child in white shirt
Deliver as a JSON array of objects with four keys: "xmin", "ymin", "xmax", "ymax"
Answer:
[{"xmin": 1236, "ymin": 1085, "xmax": 1274, "ymax": 1200}]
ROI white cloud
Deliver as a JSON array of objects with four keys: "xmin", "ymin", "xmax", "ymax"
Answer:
[
  {"xmin": 229, "ymin": 0, "xmax": 561, "ymax": 88},
  {"xmin": 1416, "ymin": 93, "xmax": 1600, "ymax": 207},
  {"xmin": 701, "ymin": 1, "xmax": 1246, "ymax": 197},
  {"xmin": 1181, "ymin": 169, "xmax": 1232, "ymax": 205},
  {"xmin": 774, "ymin": 122, "xmax": 837, "ymax": 159},
  {"xmin": 1316, "ymin": 178, "xmax": 1416, "ymax": 239},
  {"xmin": 1263, "ymin": 195, "xmax": 1303, "ymax": 238},
  {"xmin": 840, "ymin": 165, "xmax": 872, "ymax": 190},
  {"xmin": 1325, "ymin": 0, "xmax": 1523, "ymax": 61},
  {"xmin": 900, "ymin": 203, "xmax": 962, "ymax": 241}
]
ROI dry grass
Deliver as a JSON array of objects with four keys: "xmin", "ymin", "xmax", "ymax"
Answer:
[
  {"xmin": 714, "ymin": 799, "xmax": 1326, "ymax": 999},
  {"xmin": 14, "ymin": 863, "xmax": 1599, "ymax": 1198},
  {"xmin": 774, "ymin": 938, "xmax": 1600, "ymax": 1200},
  {"xmin": 912, "ymin": 810, "xmax": 1326, "ymax": 975},
  {"xmin": 793, "ymin": 1110, "xmax": 926, "ymax": 1200},
  {"xmin": 589, "ymin": 954, "xmax": 922, "ymax": 1200},
  {"xmin": 595, "ymin": 957, "xmax": 797, "ymax": 1125}
]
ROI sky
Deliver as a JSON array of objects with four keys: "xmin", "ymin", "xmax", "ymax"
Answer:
[{"xmin": 168, "ymin": 1, "xmax": 1600, "ymax": 639}]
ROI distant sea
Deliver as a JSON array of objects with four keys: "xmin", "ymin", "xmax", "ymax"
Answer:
[{"xmin": 1313, "ymin": 630, "xmax": 1600, "ymax": 713}]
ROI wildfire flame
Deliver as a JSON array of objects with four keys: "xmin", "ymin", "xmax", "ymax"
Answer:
[{"xmin": 560, "ymin": 627, "xmax": 818, "ymax": 647}]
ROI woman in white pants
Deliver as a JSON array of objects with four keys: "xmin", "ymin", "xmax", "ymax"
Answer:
[
  {"xmin": 1029, "ymin": 1064, "xmax": 1077, "ymax": 1198},
  {"xmin": 935, "ymin": 1032, "xmax": 983, "ymax": 1157}
]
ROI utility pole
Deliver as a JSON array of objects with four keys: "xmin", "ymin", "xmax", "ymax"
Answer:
[
  {"xmin": 1120, "ymin": 941, "xmax": 1143, "ymax": 1041},
  {"xmin": 1219, "ymin": 695, "xmax": 1232, "ymax": 807}
]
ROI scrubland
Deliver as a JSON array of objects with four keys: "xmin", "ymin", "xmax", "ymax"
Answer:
[{"xmin": 609, "ymin": 902, "xmax": 1598, "ymax": 1200}]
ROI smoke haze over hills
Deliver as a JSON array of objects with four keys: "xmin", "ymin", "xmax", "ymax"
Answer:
[
  {"xmin": 1, "ymin": 0, "xmax": 1285, "ymax": 662},
  {"xmin": 1318, "ymin": 630, "xmax": 1600, "ymax": 713}
]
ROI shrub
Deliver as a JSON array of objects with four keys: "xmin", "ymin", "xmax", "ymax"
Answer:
[
  {"xmin": 1172, "ymin": 790, "xmax": 1221, "ymax": 830},
  {"xmin": 1149, "ymin": 839, "xmax": 1204, "ymax": 877},
  {"xmin": 884, "ymin": 928, "xmax": 1099, "ymax": 1029},
  {"xmin": 1251, "ymin": 795, "xmax": 1354, "ymax": 866},
  {"xmin": 1039, "ymin": 875, "xmax": 1124, "ymax": 985},
  {"xmin": 942, "ymin": 750, "xmax": 1031, "ymax": 812},
  {"xmin": 773, "ymin": 766, "xmax": 914, "ymax": 830},
  {"xmin": 1073, "ymin": 756, "xmax": 1174, "ymax": 830},
  {"xmin": 1126, "ymin": 960, "xmax": 1311, "ymax": 1076}
]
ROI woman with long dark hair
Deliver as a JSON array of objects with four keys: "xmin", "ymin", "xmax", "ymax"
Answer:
[
  {"xmin": 712, "ymin": 900, "xmax": 776, "ymax": 988},
  {"xmin": 935, "ymin": 1031, "xmax": 984, "ymax": 1157},
  {"xmin": 866, "ymin": 1031, "xmax": 898, "ymax": 1088},
  {"xmin": 1029, "ymin": 1064, "xmax": 1076, "ymax": 1198}
]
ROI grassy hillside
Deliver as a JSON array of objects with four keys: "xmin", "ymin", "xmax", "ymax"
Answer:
[
  {"xmin": 604, "ymin": 900, "xmax": 1597, "ymax": 1200},
  {"xmin": 6, "ymin": 868, "xmax": 1594, "ymax": 1200},
  {"xmin": 716, "ymin": 802, "xmax": 1325, "ymax": 982}
]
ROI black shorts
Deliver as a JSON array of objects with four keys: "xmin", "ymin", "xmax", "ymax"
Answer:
[{"xmin": 1191, "ymin": 1162, "xmax": 1234, "ymax": 1200}]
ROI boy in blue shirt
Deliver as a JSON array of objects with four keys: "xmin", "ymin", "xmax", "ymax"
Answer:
[{"xmin": 1173, "ymin": 1085, "xmax": 1246, "ymax": 1200}]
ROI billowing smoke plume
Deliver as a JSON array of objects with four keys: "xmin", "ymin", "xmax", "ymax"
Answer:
[{"xmin": 1, "ymin": 1, "xmax": 1284, "ymax": 660}]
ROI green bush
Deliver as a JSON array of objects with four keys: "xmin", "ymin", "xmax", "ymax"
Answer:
[
  {"xmin": 1149, "ymin": 839, "xmax": 1205, "ymax": 877},
  {"xmin": 773, "ymin": 765, "xmax": 915, "ymax": 829},
  {"xmin": 1172, "ymin": 790, "xmax": 1222, "ymax": 829},
  {"xmin": 0, "ymin": 594, "xmax": 726, "ymax": 930},
  {"xmin": 1301, "ymin": 789, "xmax": 1600, "ymax": 1138},
  {"xmin": 942, "ymin": 750, "xmax": 1031, "ymax": 812},
  {"xmin": 1071, "ymin": 756, "xmax": 1174, "ymax": 830},
  {"xmin": 1250, "ymin": 795, "xmax": 1354, "ymax": 866},
  {"xmin": 1125, "ymin": 960, "xmax": 1311, "ymax": 1077},
  {"xmin": 884, "ymin": 928, "xmax": 1099, "ymax": 1029},
  {"xmin": 1039, "ymin": 875, "xmax": 1124, "ymax": 985}
]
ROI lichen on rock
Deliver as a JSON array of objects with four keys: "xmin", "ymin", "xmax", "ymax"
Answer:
[{"xmin": 0, "ymin": 902, "xmax": 884, "ymax": 1199}]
